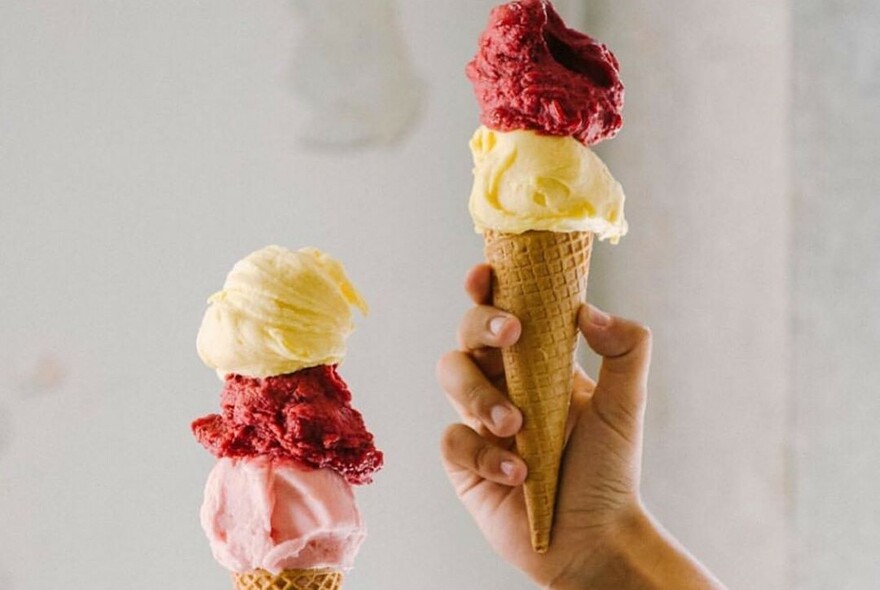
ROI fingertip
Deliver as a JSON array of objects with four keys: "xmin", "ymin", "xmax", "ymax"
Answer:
[
  {"xmin": 493, "ymin": 314, "xmax": 522, "ymax": 346},
  {"xmin": 577, "ymin": 305, "xmax": 590, "ymax": 334},
  {"xmin": 579, "ymin": 303, "xmax": 612, "ymax": 332},
  {"xmin": 489, "ymin": 404, "xmax": 523, "ymax": 438},
  {"xmin": 499, "ymin": 457, "xmax": 527, "ymax": 485},
  {"xmin": 441, "ymin": 423, "xmax": 528, "ymax": 485},
  {"xmin": 581, "ymin": 306, "xmax": 653, "ymax": 368},
  {"xmin": 511, "ymin": 405, "xmax": 524, "ymax": 433}
]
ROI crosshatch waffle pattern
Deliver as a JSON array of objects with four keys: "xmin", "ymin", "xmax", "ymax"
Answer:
[
  {"xmin": 233, "ymin": 569, "xmax": 343, "ymax": 590},
  {"xmin": 484, "ymin": 230, "xmax": 593, "ymax": 553}
]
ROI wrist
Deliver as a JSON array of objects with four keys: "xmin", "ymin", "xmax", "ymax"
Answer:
[
  {"xmin": 549, "ymin": 502, "xmax": 724, "ymax": 590},
  {"xmin": 549, "ymin": 503, "xmax": 652, "ymax": 590}
]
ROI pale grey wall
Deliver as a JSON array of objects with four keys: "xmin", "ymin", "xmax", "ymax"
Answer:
[
  {"xmin": 0, "ymin": 1, "xmax": 577, "ymax": 589},
  {"xmin": 588, "ymin": 1, "xmax": 880, "ymax": 589},
  {"xmin": 2, "ymin": 1, "xmax": 878, "ymax": 589},
  {"xmin": 585, "ymin": 1, "xmax": 792, "ymax": 588},
  {"xmin": 793, "ymin": 1, "xmax": 880, "ymax": 588}
]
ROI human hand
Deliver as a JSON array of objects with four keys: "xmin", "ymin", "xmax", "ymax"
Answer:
[{"xmin": 438, "ymin": 264, "xmax": 724, "ymax": 590}]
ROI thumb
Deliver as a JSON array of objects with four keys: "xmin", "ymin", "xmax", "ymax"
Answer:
[{"xmin": 578, "ymin": 304, "xmax": 652, "ymax": 443}]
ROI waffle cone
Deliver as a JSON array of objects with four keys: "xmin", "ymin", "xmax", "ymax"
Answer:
[
  {"xmin": 233, "ymin": 568, "xmax": 343, "ymax": 590},
  {"xmin": 483, "ymin": 230, "xmax": 593, "ymax": 553}
]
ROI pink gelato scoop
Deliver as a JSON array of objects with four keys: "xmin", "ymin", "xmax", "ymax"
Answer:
[{"xmin": 200, "ymin": 457, "xmax": 366, "ymax": 574}]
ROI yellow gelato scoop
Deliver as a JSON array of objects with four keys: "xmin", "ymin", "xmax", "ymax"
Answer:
[
  {"xmin": 469, "ymin": 126, "xmax": 628, "ymax": 243},
  {"xmin": 196, "ymin": 245, "xmax": 368, "ymax": 379}
]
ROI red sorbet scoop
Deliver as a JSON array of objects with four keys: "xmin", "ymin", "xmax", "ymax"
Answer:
[
  {"xmin": 192, "ymin": 365, "xmax": 383, "ymax": 485},
  {"xmin": 466, "ymin": 0, "xmax": 624, "ymax": 145}
]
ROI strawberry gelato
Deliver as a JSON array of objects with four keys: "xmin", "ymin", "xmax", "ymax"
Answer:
[
  {"xmin": 466, "ymin": 0, "xmax": 624, "ymax": 145},
  {"xmin": 193, "ymin": 365, "xmax": 382, "ymax": 486},
  {"xmin": 201, "ymin": 457, "xmax": 366, "ymax": 574}
]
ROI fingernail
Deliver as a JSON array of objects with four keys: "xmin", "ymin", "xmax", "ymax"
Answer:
[
  {"xmin": 489, "ymin": 316, "xmax": 508, "ymax": 335},
  {"xmin": 490, "ymin": 405, "xmax": 511, "ymax": 428},
  {"xmin": 588, "ymin": 305, "xmax": 612, "ymax": 327},
  {"xmin": 500, "ymin": 460, "xmax": 516, "ymax": 478}
]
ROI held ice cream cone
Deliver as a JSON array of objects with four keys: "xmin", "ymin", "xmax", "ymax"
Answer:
[
  {"xmin": 484, "ymin": 229, "xmax": 592, "ymax": 552},
  {"xmin": 467, "ymin": 128, "xmax": 624, "ymax": 553},
  {"xmin": 233, "ymin": 568, "xmax": 343, "ymax": 590},
  {"xmin": 466, "ymin": 0, "xmax": 628, "ymax": 552}
]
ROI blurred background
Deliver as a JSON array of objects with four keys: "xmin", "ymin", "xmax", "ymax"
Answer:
[{"xmin": 0, "ymin": 0, "xmax": 878, "ymax": 588}]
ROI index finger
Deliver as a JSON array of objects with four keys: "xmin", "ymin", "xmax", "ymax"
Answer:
[{"xmin": 464, "ymin": 264, "xmax": 493, "ymax": 305}]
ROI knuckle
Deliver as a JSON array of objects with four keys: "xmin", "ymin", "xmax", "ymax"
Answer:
[
  {"xmin": 473, "ymin": 440, "xmax": 494, "ymax": 472},
  {"xmin": 634, "ymin": 323, "xmax": 653, "ymax": 351},
  {"xmin": 593, "ymin": 397, "xmax": 635, "ymax": 444},
  {"xmin": 617, "ymin": 322, "xmax": 651, "ymax": 356},
  {"xmin": 435, "ymin": 351, "xmax": 454, "ymax": 382},
  {"xmin": 455, "ymin": 319, "xmax": 470, "ymax": 349},
  {"xmin": 435, "ymin": 350, "xmax": 463, "ymax": 385},
  {"xmin": 458, "ymin": 307, "xmax": 491, "ymax": 350},
  {"xmin": 440, "ymin": 423, "xmax": 468, "ymax": 456},
  {"xmin": 463, "ymin": 381, "xmax": 495, "ymax": 412}
]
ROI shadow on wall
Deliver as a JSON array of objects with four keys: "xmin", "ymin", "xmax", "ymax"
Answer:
[
  {"xmin": 0, "ymin": 403, "xmax": 9, "ymax": 456},
  {"xmin": 0, "ymin": 353, "xmax": 69, "ymax": 589},
  {"xmin": 290, "ymin": 0, "xmax": 425, "ymax": 149},
  {"xmin": 0, "ymin": 353, "xmax": 69, "ymax": 456}
]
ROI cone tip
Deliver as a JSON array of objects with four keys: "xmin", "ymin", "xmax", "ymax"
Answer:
[{"xmin": 531, "ymin": 531, "xmax": 550, "ymax": 553}]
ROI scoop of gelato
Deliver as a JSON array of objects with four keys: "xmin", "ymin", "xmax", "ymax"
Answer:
[
  {"xmin": 196, "ymin": 246, "xmax": 367, "ymax": 379},
  {"xmin": 466, "ymin": 0, "xmax": 624, "ymax": 145},
  {"xmin": 201, "ymin": 457, "xmax": 366, "ymax": 573},
  {"xmin": 469, "ymin": 126, "xmax": 627, "ymax": 241},
  {"xmin": 192, "ymin": 365, "xmax": 383, "ymax": 485}
]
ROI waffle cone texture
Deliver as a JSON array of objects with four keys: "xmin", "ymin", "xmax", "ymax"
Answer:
[
  {"xmin": 233, "ymin": 569, "xmax": 343, "ymax": 590},
  {"xmin": 483, "ymin": 230, "xmax": 593, "ymax": 553}
]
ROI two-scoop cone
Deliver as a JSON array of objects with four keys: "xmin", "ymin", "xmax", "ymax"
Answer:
[{"xmin": 484, "ymin": 230, "xmax": 593, "ymax": 553}]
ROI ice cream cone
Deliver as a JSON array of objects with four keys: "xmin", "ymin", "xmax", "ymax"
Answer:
[
  {"xmin": 233, "ymin": 568, "xmax": 343, "ymax": 590},
  {"xmin": 483, "ymin": 229, "xmax": 593, "ymax": 553}
]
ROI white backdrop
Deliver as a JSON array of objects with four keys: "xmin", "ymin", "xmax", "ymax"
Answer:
[
  {"xmin": 585, "ymin": 1, "xmax": 791, "ymax": 588},
  {"xmin": 2, "ymin": 1, "xmax": 879, "ymax": 590},
  {"xmin": 0, "ymin": 1, "xmax": 577, "ymax": 589},
  {"xmin": 793, "ymin": 1, "xmax": 880, "ymax": 587}
]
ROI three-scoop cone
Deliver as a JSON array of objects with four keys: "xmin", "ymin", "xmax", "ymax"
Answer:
[
  {"xmin": 483, "ymin": 230, "xmax": 593, "ymax": 553},
  {"xmin": 233, "ymin": 568, "xmax": 343, "ymax": 590}
]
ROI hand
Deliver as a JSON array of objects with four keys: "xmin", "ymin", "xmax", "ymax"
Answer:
[{"xmin": 437, "ymin": 264, "xmax": 725, "ymax": 590}]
